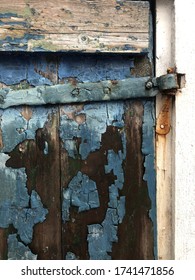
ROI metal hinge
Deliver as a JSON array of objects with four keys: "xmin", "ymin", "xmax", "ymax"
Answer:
[
  {"xmin": 0, "ymin": 73, "xmax": 185, "ymax": 109},
  {"xmin": 154, "ymin": 72, "xmax": 186, "ymax": 135},
  {"xmin": 145, "ymin": 73, "xmax": 186, "ymax": 95}
]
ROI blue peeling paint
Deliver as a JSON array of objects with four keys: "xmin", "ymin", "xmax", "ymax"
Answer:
[
  {"xmin": 0, "ymin": 56, "xmax": 27, "ymax": 85},
  {"xmin": 65, "ymin": 252, "xmax": 78, "ymax": 260},
  {"xmin": 60, "ymin": 102, "xmax": 125, "ymax": 160},
  {"xmin": 0, "ymin": 34, "xmax": 44, "ymax": 52},
  {"xmin": 87, "ymin": 208, "xmax": 119, "ymax": 260},
  {"xmin": 0, "ymin": 13, "xmax": 21, "ymax": 18},
  {"xmin": 8, "ymin": 234, "xmax": 37, "ymax": 260},
  {"xmin": 117, "ymin": 196, "xmax": 126, "ymax": 224},
  {"xmin": 0, "ymin": 107, "xmax": 52, "ymax": 153},
  {"xmin": 59, "ymin": 55, "xmax": 134, "ymax": 83},
  {"xmin": 142, "ymin": 100, "xmax": 157, "ymax": 259},
  {"xmin": 87, "ymin": 147, "xmax": 126, "ymax": 259},
  {"xmin": 62, "ymin": 171, "xmax": 100, "ymax": 222},
  {"xmin": 0, "ymin": 54, "xmax": 54, "ymax": 86},
  {"xmin": 0, "ymin": 53, "xmax": 134, "ymax": 87},
  {"xmin": 105, "ymin": 150, "xmax": 124, "ymax": 190},
  {"xmin": 0, "ymin": 154, "xmax": 48, "ymax": 244},
  {"xmin": 61, "ymin": 102, "xmax": 127, "ymax": 259}
]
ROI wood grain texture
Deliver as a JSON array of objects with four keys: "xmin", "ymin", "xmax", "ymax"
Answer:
[{"xmin": 0, "ymin": 0, "xmax": 149, "ymax": 52}]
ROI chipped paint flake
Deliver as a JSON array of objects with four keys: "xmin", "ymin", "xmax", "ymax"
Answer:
[
  {"xmin": 65, "ymin": 252, "xmax": 78, "ymax": 260},
  {"xmin": 62, "ymin": 171, "xmax": 100, "ymax": 222},
  {"xmin": 8, "ymin": 234, "xmax": 37, "ymax": 260},
  {"xmin": 87, "ymin": 208, "xmax": 119, "ymax": 260},
  {"xmin": 105, "ymin": 150, "xmax": 124, "ymax": 190},
  {"xmin": 0, "ymin": 107, "xmax": 52, "ymax": 152},
  {"xmin": 60, "ymin": 102, "xmax": 125, "ymax": 159}
]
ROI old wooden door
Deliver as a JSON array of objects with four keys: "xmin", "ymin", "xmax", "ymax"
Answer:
[{"xmin": 0, "ymin": 0, "xmax": 156, "ymax": 260}]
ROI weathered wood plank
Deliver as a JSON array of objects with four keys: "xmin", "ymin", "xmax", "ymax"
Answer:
[
  {"xmin": 4, "ymin": 109, "xmax": 62, "ymax": 259},
  {"xmin": 0, "ymin": 77, "xmax": 158, "ymax": 108},
  {"xmin": 60, "ymin": 100, "xmax": 155, "ymax": 259},
  {"xmin": 0, "ymin": 0, "xmax": 149, "ymax": 52}
]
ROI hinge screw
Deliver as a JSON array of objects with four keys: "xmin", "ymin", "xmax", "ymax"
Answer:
[
  {"xmin": 104, "ymin": 87, "xmax": 111, "ymax": 95},
  {"xmin": 71, "ymin": 88, "xmax": 80, "ymax": 96},
  {"xmin": 145, "ymin": 80, "xmax": 153, "ymax": 90}
]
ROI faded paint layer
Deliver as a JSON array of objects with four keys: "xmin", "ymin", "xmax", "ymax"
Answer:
[
  {"xmin": 0, "ymin": 0, "xmax": 150, "ymax": 53},
  {"xmin": 60, "ymin": 102, "xmax": 125, "ymax": 160}
]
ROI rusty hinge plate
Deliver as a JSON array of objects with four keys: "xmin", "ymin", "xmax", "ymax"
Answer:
[
  {"xmin": 155, "ymin": 72, "xmax": 185, "ymax": 135},
  {"xmin": 156, "ymin": 96, "xmax": 172, "ymax": 135}
]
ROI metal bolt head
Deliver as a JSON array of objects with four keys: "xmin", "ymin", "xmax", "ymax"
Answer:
[
  {"xmin": 104, "ymin": 87, "xmax": 111, "ymax": 95},
  {"xmin": 71, "ymin": 88, "xmax": 80, "ymax": 96},
  {"xmin": 145, "ymin": 80, "xmax": 153, "ymax": 90}
]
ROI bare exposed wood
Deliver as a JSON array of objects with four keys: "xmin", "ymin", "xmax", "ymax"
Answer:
[
  {"xmin": 0, "ymin": 0, "xmax": 149, "ymax": 53},
  {"xmin": 0, "ymin": 229, "xmax": 7, "ymax": 259},
  {"xmin": 112, "ymin": 101, "xmax": 154, "ymax": 260}
]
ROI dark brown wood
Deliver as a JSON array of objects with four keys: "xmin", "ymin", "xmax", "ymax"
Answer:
[
  {"xmin": 0, "ymin": 228, "xmax": 7, "ymax": 259},
  {"xmin": 112, "ymin": 101, "xmax": 154, "ymax": 259}
]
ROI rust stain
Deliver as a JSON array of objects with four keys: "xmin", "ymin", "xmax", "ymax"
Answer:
[
  {"xmin": 156, "ymin": 96, "xmax": 172, "ymax": 135},
  {"xmin": 111, "ymin": 80, "xmax": 119, "ymax": 85}
]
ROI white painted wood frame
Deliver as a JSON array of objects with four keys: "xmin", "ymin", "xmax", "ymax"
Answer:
[{"xmin": 156, "ymin": 0, "xmax": 195, "ymax": 260}]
